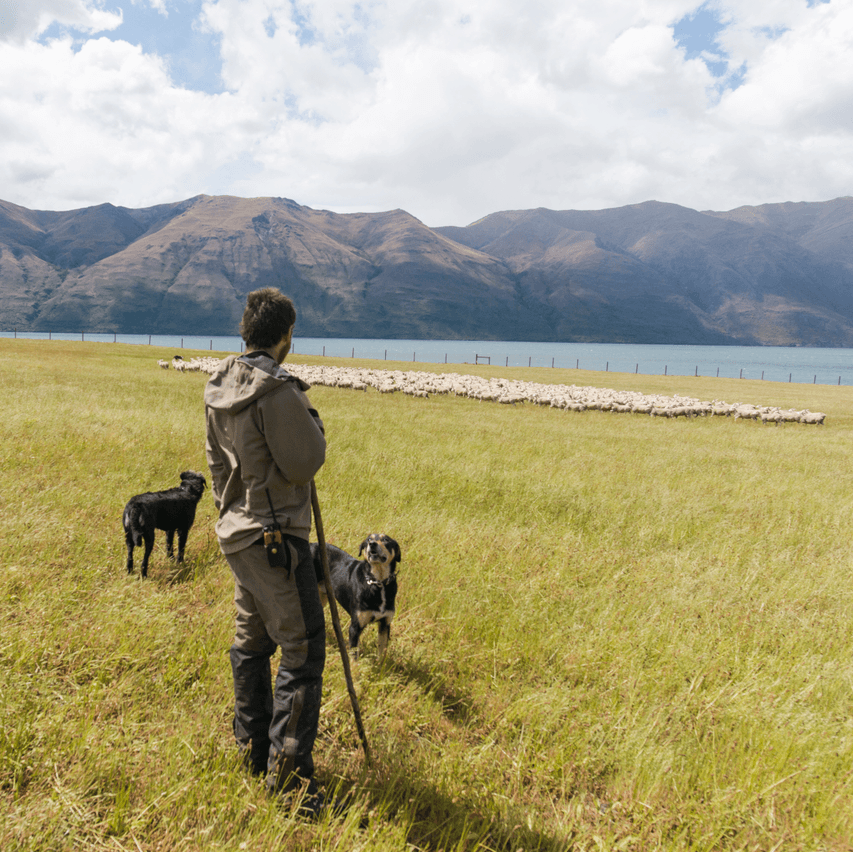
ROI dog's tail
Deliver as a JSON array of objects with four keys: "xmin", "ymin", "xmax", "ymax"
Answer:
[{"xmin": 123, "ymin": 504, "xmax": 145, "ymax": 546}]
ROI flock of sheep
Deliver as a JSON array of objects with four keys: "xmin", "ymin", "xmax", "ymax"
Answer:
[
  {"xmin": 157, "ymin": 356, "xmax": 826, "ymax": 425},
  {"xmin": 157, "ymin": 356, "xmax": 222, "ymax": 373}
]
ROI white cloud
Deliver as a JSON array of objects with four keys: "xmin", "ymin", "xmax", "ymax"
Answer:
[
  {"xmin": 0, "ymin": 0, "xmax": 851, "ymax": 224},
  {"xmin": 719, "ymin": 0, "xmax": 853, "ymax": 133},
  {"xmin": 0, "ymin": 0, "xmax": 120, "ymax": 43},
  {"xmin": 0, "ymin": 33, "xmax": 251, "ymax": 208}
]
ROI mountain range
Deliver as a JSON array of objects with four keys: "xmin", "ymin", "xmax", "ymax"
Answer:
[{"xmin": 2, "ymin": 193, "xmax": 853, "ymax": 345}]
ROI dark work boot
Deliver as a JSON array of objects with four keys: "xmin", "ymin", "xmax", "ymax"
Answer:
[
  {"xmin": 297, "ymin": 783, "xmax": 351, "ymax": 820},
  {"xmin": 265, "ymin": 752, "xmax": 303, "ymax": 796}
]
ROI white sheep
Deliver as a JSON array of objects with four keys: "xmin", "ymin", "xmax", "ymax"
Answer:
[{"xmin": 249, "ymin": 362, "xmax": 827, "ymax": 427}]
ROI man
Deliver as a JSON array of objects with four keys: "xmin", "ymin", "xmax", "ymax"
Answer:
[{"xmin": 204, "ymin": 287, "xmax": 327, "ymax": 804}]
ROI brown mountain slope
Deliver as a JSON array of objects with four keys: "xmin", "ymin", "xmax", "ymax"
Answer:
[
  {"xmin": 2, "ymin": 195, "xmax": 853, "ymax": 344},
  {"xmin": 436, "ymin": 200, "xmax": 853, "ymax": 345},
  {"xmin": 2, "ymin": 195, "xmax": 542, "ymax": 339},
  {"xmin": 707, "ymin": 197, "xmax": 853, "ymax": 269}
]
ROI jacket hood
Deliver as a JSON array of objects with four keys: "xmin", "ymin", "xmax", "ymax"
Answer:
[{"xmin": 204, "ymin": 353, "xmax": 310, "ymax": 415}]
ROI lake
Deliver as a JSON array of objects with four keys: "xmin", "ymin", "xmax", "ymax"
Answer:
[{"xmin": 4, "ymin": 331, "xmax": 853, "ymax": 386}]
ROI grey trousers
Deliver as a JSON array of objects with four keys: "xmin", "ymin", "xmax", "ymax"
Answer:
[{"xmin": 225, "ymin": 535, "xmax": 325, "ymax": 792}]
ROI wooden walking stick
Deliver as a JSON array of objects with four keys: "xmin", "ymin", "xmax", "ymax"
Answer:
[{"xmin": 310, "ymin": 480, "xmax": 371, "ymax": 765}]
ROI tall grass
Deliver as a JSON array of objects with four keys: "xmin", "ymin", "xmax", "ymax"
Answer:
[{"xmin": 2, "ymin": 339, "xmax": 853, "ymax": 850}]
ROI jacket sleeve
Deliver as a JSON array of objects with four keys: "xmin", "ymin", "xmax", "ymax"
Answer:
[
  {"xmin": 257, "ymin": 382, "xmax": 326, "ymax": 486},
  {"xmin": 205, "ymin": 407, "xmax": 228, "ymax": 511}
]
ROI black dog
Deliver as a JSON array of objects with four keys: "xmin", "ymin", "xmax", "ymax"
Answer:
[
  {"xmin": 311, "ymin": 533, "xmax": 401, "ymax": 658},
  {"xmin": 123, "ymin": 471, "xmax": 206, "ymax": 578}
]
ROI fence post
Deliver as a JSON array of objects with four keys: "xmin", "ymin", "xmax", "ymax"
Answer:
[{"xmin": 635, "ymin": 363, "xmax": 638, "ymax": 374}]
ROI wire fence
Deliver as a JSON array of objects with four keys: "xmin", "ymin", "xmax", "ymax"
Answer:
[{"xmin": 4, "ymin": 330, "xmax": 853, "ymax": 386}]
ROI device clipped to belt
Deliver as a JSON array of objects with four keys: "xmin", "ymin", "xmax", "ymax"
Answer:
[{"xmin": 263, "ymin": 489, "xmax": 291, "ymax": 574}]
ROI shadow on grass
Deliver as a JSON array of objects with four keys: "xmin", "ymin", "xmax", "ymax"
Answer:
[
  {"xmin": 154, "ymin": 535, "xmax": 221, "ymax": 585},
  {"xmin": 164, "ymin": 558, "xmax": 198, "ymax": 585},
  {"xmin": 386, "ymin": 655, "xmax": 475, "ymax": 724},
  {"xmin": 353, "ymin": 659, "xmax": 568, "ymax": 850},
  {"xmin": 368, "ymin": 765, "xmax": 566, "ymax": 852}
]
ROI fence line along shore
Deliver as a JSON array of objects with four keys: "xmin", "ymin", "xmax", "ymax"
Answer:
[
  {"xmin": 4, "ymin": 329, "xmax": 853, "ymax": 387},
  {"xmin": 156, "ymin": 356, "xmax": 827, "ymax": 426}
]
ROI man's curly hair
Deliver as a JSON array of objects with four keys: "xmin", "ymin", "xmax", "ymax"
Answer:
[{"xmin": 239, "ymin": 288, "xmax": 297, "ymax": 350}]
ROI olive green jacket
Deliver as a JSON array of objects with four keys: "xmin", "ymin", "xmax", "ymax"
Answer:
[{"xmin": 204, "ymin": 352, "xmax": 326, "ymax": 553}]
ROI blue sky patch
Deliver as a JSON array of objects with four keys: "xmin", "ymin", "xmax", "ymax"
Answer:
[
  {"xmin": 38, "ymin": 1, "xmax": 226, "ymax": 94},
  {"xmin": 673, "ymin": 4, "xmax": 725, "ymax": 61},
  {"xmin": 673, "ymin": 3, "xmax": 743, "ymax": 93},
  {"xmin": 290, "ymin": 5, "xmax": 317, "ymax": 47}
]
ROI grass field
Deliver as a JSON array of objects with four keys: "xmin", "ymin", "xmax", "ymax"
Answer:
[{"xmin": 2, "ymin": 338, "xmax": 853, "ymax": 851}]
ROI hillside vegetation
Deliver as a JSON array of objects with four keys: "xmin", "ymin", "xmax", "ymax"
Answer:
[
  {"xmin": 2, "ymin": 339, "xmax": 853, "ymax": 851},
  {"xmin": 3, "ymin": 194, "xmax": 853, "ymax": 345}
]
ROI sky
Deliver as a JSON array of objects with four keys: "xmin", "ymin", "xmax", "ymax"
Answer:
[{"xmin": 0, "ymin": 0, "xmax": 849, "ymax": 226}]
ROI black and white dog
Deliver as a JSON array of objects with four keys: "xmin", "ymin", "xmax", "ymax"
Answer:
[
  {"xmin": 311, "ymin": 533, "xmax": 401, "ymax": 658},
  {"xmin": 123, "ymin": 471, "xmax": 207, "ymax": 578}
]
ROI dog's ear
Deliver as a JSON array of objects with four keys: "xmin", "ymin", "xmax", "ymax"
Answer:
[
  {"xmin": 358, "ymin": 538, "xmax": 368, "ymax": 557},
  {"xmin": 388, "ymin": 537, "xmax": 401, "ymax": 566}
]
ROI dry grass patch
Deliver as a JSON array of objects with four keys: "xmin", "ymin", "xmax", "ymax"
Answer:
[{"xmin": 2, "ymin": 340, "xmax": 853, "ymax": 850}]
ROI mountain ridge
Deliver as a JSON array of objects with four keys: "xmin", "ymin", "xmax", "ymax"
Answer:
[{"xmin": 2, "ymin": 194, "xmax": 853, "ymax": 345}]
